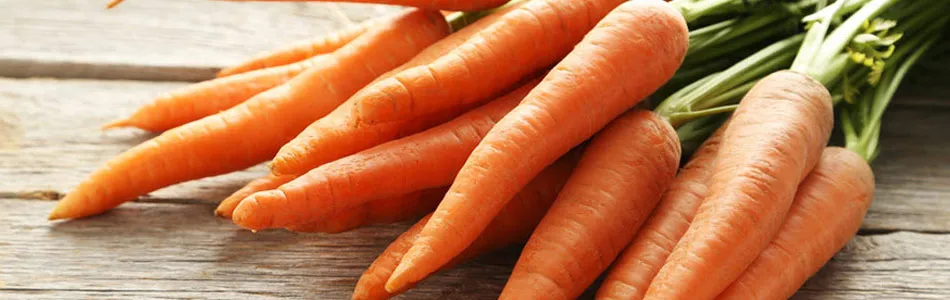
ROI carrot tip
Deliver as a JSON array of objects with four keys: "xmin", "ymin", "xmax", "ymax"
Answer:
[
  {"xmin": 101, "ymin": 118, "xmax": 133, "ymax": 130},
  {"xmin": 213, "ymin": 207, "xmax": 230, "ymax": 219},
  {"xmin": 266, "ymin": 159, "xmax": 292, "ymax": 177},
  {"xmin": 383, "ymin": 262, "xmax": 413, "ymax": 293},
  {"xmin": 47, "ymin": 207, "xmax": 67, "ymax": 221},
  {"xmin": 231, "ymin": 192, "xmax": 277, "ymax": 230},
  {"xmin": 215, "ymin": 68, "xmax": 236, "ymax": 78},
  {"xmin": 105, "ymin": 0, "xmax": 123, "ymax": 9}
]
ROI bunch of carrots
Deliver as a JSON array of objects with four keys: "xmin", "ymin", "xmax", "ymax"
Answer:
[{"xmin": 57, "ymin": 0, "xmax": 947, "ymax": 298}]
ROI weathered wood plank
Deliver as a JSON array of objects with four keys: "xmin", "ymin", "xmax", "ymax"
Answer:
[
  {"xmin": 0, "ymin": 0, "xmax": 397, "ymax": 81},
  {"xmin": 1, "ymin": 78, "xmax": 948, "ymax": 232},
  {"xmin": 794, "ymin": 232, "xmax": 950, "ymax": 300},
  {"xmin": 1, "ymin": 199, "xmax": 948, "ymax": 299},
  {"xmin": 0, "ymin": 199, "xmax": 513, "ymax": 300}
]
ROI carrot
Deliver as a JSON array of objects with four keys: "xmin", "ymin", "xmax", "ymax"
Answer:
[
  {"xmin": 269, "ymin": 1, "xmax": 528, "ymax": 176},
  {"xmin": 217, "ymin": 24, "xmax": 368, "ymax": 78},
  {"xmin": 353, "ymin": 152, "xmax": 580, "ymax": 300},
  {"xmin": 350, "ymin": 0, "xmax": 632, "ymax": 126},
  {"xmin": 644, "ymin": 70, "xmax": 834, "ymax": 299},
  {"xmin": 233, "ymin": 80, "xmax": 538, "ymax": 230},
  {"xmin": 286, "ymin": 187, "xmax": 447, "ymax": 234},
  {"xmin": 384, "ymin": 0, "xmax": 688, "ymax": 292},
  {"xmin": 221, "ymin": 0, "xmax": 510, "ymax": 11},
  {"xmin": 717, "ymin": 147, "xmax": 874, "ymax": 300},
  {"xmin": 48, "ymin": 9, "xmax": 449, "ymax": 220},
  {"xmin": 103, "ymin": 57, "xmax": 321, "ymax": 132},
  {"xmin": 499, "ymin": 110, "xmax": 681, "ymax": 299},
  {"xmin": 595, "ymin": 124, "xmax": 727, "ymax": 300},
  {"xmin": 215, "ymin": 174, "xmax": 295, "ymax": 218}
]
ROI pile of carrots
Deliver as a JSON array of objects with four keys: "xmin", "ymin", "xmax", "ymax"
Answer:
[{"xmin": 56, "ymin": 0, "xmax": 947, "ymax": 298}]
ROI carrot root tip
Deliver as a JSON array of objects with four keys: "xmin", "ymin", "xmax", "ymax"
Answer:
[
  {"xmin": 47, "ymin": 205, "xmax": 68, "ymax": 221},
  {"xmin": 100, "ymin": 118, "xmax": 134, "ymax": 130}
]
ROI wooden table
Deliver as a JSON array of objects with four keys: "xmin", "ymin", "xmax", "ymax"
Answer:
[{"xmin": 2, "ymin": 1, "xmax": 948, "ymax": 299}]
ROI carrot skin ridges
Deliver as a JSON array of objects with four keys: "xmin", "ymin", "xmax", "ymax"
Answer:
[
  {"xmin": 233, "ymin": 80, "xmax": 538, "ymax": 230},
  {"xmin": 48, "ymin": 9, "xmax": 450, "ymax": 220},
  {"xmin": 223, "ymin": 0, "xmax": 509, "ymax": 11},
  {"xmin": 286, "ymin": 187, "xmax": 448, "ymax": 234},
  {"xmin": 104, "ymin": 57, "xmax": 320, "ymax": 132},
  {"xmin": 215, "ymin": 174, "xmax": 296, "ymax": 219},
  {"xmin": 500, "ymin": 110, "xmax": 681, "ymax": 300},
  {"xmin": 717, "ymin": 147, "xmax": 874, "ymax": 300},
  {"xmin": 217, "ymin": 23, "xmax": 369, "ymax": 78},
  {"xmin": 352, "ymin": 153, "xmax": 580, "ymax": 300},
  {"xmin": 351, "ymin": 0, "xmax": 631, "ymax": 125},
  {"xmin": 595, "ymin": 124, "xmax": 726, "ymax": 300},
  {"xmin": 645, "ymin": 70, "xmax": 834, "ymax": 299},
  {"xmin": 269, "ymin": 1, "xmax": 527, "ymax": 176},
  {"xmin": 384, "ymin": 0, "xmax": 688, "ymax": 292}
]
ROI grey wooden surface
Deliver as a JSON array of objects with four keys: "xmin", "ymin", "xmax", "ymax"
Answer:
[{"xmin": 0, "ymin": 1, "xmax": 948, "ymax": 299}]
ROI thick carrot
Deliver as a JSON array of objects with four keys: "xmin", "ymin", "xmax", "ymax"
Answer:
[
  {"xmin": 215, "ymin": 174, "xmax": 295, "ymax": 218},
  {"xmin": 384, "ymin": 0, "xmax": 688, "ymax": 292},
  {"xmin": 499, "ymin": 110, "xmax": 681, "ymax": 300},
  {"xmin": 594, "ymin": 124, "xmax": 726, "ymax": 300},
  {"xmin": 222, "ymin": 0, "xmax": 509, "ymax": 11},
  {"xmin": 353, "ymin": 152, "xmax": 580, "ymax": 300},
  {"xmin": 270, "ymin": 1, "xmax": 528, "ymax": 176},
  {"xmin": 350, "ymin": 0, "xmax": 631, "ymax": 126},
  {"xmin": 233, "ymin": 80, "xmax": 537, "ymax": 230},
  {"xmin": 286, "ymin": 187, "xmax": 447, "ymax": 234},
  {"xmin": 49, "ymin": 9, "xmax": 449, "ymax": 220},
  {"xmin": 717, "ymin": 147, "xmax": 874, "ymax": 300},
  {"xmin": 217, "ymin": 23, "xmax": 368, "ymax": 78},
  {"xmin": 644, "ymin": 70, "xmax": 834, "ymax": 299},
  {"xmin": 103, "ymin": 57, "xmax": 321, "ymax": 132}
]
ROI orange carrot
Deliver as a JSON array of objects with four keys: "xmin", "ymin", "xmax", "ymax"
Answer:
[
  {"xmin": 49, "ymin": 9, "xmax": 449, "ymax": 220},
  {"xmin": 233, "ymin": 80, "xmax": 538, "ymax": 230},
  {"xmin": 217, "ymin": 23, "xmax": 369, "ymax": 78},
  {"xmin": 385, "ymin": 0, "xmax": 688, "ymax": 291},
  {"xmin": 353, "ymin": 152, "xmax": 580, "ymax": 300},
  {"xmin": 222, "ymin": 0, "xmax": 509, "ymax": 11},
  {"xmin": 644, "ymin": 70, "xmax": 834, "ymax": 299},
  {"xmin": 499, "ymin": 110, "xmax": 681, "ymax": 299},
  {"xmin": 103, "ymin": 57, "xmax": 321, "ymax": 132},
  {"xmin": 350, "ymin": 0, "xmax": 632, "ymax": 126},
  {"xmin": 717, "ymin": 147, "xmax": 874, "ymax": 300},
  {"xmin": 286, "ymin": 187, "xmax": 447, "ymax": 234},
  {"xmin": 215, "ymin": 174, "xmax": 295, "ymax": 218},
  {"xmin": 595, "ymin": 124, "xmax": 726, "ymax": 300},
  {"xmin": 270, "ymin": 1, "xmax": 528, "ymax": 176}
]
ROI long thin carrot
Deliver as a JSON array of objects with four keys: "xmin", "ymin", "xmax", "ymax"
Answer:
[
  {"xmin": 215, "ymin": 174, "xmax": 295, "ymax": 218},
  {"xmin": 384, "ymin": 0, "xmax": 688, "ymax": 292},
  {"xmin": 220, "ymin": 0, "xmax": 510, "ymax": 11},
  {"xmin": 644, "ymin": 70, "xmax": 834, "ymax": 299},
  {"xmin": 103, "ymin": 57, "xmax": 321, "ymax": 132},
  {"xmin": 353, "ymin": 152, "xmax": 580, "ymax": 300},
  {"xmin": 233, "ymin": 80, "xmax": 538, "ymax": 230},
  {"xmin": 49, "ymin": 9, "xmax": 449, "ymax": 220},
  {"xmin": 217, "ymin": 23, "xmax": 369, "ymax": 78},
  {"xmin": 269, "ymin": 1, "xmax": 528, "ymax": 176},
  {"xmin": 349, "ymin": 0, "xmax": 631, "ymax": 126},
  {"xmin": 595, "ymin": 124, "xmax": 727, "ymax": 300},
  {"xmin": 499, "ymin": 110, "xmax": 681, "ymax": 299},
  {"xmin": 285, "ymin": 187, "xmax": 447, "ymax": 234},
  {"xmin": 717, "ymin": 147, "xmax": 874, "ymax": 300}
]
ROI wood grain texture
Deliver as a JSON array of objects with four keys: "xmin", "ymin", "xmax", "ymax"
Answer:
[
  {"xmin": 0, "ymin": 0, "xmax": 398, "ymax": 81},
  {"xmin": 1, "ymin": 199, "xmax": 947, "ymax": 299},
  {"xmin": 2, "ymin": 78, "xmax": 948, "ymax": 232}
]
